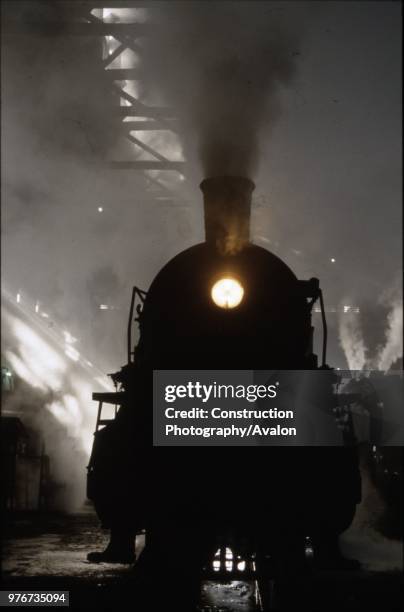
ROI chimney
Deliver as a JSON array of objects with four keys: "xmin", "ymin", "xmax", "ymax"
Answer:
[{"xmin": 200, "ymin": 176, "xmax": 255, "ymax": 255}]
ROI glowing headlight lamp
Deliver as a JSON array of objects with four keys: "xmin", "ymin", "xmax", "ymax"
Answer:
[{"xmin": 211, "ymin": 278, "xmax": 244, "ymax": 309}]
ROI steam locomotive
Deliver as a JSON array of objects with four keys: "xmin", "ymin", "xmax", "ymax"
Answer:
[{"xmin": 87, "ymin": 177, "xmax": 362, "ymax": 608}]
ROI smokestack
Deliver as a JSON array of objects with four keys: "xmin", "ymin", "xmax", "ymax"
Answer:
[{"xmin": 200, "ymin": 176, "xmax": 255, "ymax": 255}]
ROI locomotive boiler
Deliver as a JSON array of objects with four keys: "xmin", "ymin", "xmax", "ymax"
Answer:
[{"xmin": 87, "ymin": 176, "xmax": 361, "ymax": 608}]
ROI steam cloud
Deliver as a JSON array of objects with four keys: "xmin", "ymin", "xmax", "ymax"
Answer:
[
  {"xmin": 339, "ymin": 312, "xmax": 367, "ymax": 371},
  {"xmin": 340, "ymin": 450, "xmax": 403, "ymax": 572},
  {"xmin": 377, "ymin": 297, "xmax": 403, "ymax": 371},
  {"xmin": 339, "ymin": 281, "xmax": 403, "ymax": 371},
  {"xmin": 141, "ymin": 1, "xmax": 303, "ymax": 177}
]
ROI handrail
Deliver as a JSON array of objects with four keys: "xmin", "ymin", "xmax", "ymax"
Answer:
[
  {"xmin": 127, "ymin": 288, "xmax": 136, "ymax": 364},
  {"xmin": 318, "ymin": 289, "xmax": 328, "ymax": 367},
  {"xmin": 127, "ymin": 286, "xmax": 147, "ymax": 364}
]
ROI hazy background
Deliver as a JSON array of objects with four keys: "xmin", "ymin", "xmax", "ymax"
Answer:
[{"xmin": 1, "ymin": 1, "xmax": 402, "ymax": 508}]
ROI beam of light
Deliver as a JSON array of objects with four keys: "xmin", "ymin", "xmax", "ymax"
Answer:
[
  {"xmin": 93, "ymin": 375, "xmax": 115, "ymax": 392},
  {"xmin": 47, "ymin": 396, "xmax": 80, "ymax": 430},
  {"xmin": 65, "ymin": 346, "xmax": 80, "ymax": 362},
  {"xmin": 63, "ymin": 330, "xmax": 77, "ymax": 344},
  {"xmin": 4, "ymin": 316, "xmax": 103, "ymax": 456},
  {"xmin": 10, "ymin": 317, "xmax": 66, "ymax": 392},
  {"xmin": 5, "ymin": 350, "xmax": 48, "ymax": 393},
  {"xmin": 2, "ymin": 289, "xmax": 114, "ymax": 457}
]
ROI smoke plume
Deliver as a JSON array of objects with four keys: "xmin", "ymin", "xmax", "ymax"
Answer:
[{"xmin": 141, "ymin": 1, "xmax": 303, "ymax": 177}]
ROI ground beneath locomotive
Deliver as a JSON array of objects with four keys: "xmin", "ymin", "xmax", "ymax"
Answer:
[{"xmin": 2, "ymin": 506, "xmax": 402, "ymax": 610}]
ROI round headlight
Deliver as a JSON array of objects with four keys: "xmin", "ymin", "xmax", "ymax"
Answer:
[{"xmin": 211, "ymin": 278, "xmax": 244, "ymax": 309}]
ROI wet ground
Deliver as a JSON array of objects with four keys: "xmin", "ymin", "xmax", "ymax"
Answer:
[
  {"xmin": 2, "ymin": 507, "xmax": 133, "ymax": 580},
  {"xmin": 1, "ymin": 508, "xmax": 134, "ymax": 609},
  {"xmin": 2, "ymin": 508, "xmax": 403, "ymax": 610},
  {"xmin": 2, "ymin": 507, "xmax": 256, "ymax": 610}
]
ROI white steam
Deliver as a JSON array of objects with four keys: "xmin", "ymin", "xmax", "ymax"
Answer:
[
  {"xmin": 377, "ymin": 299, "xmax": 403, "ymax": 371},
  {"xmin": 340, "ymin": 450, "xmax": 403, "ymax": 572},
  {"xmin": 339, "ymin": 312, "xmax": 367, "ymax": 370},
  {"xmin": 339, "ymin": 283, "xmax": 403, "ymax": 371}
]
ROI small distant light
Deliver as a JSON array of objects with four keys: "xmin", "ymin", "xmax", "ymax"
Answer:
[
  {"xmin": 99, "ymin": 304, "xmax": 109, "ymax": 310},
  {"xmin": 5, "ymin": 371, "xmax": 12, "ymax": 377},
  {"xmin": 178, "ymin": 174, "xmax": 185, "ymax": 182},
  {"xmin": 35, "ymin": 302, "xmax": 39, "ymax": 313},
  {"xmin": 330, "ymin": 258, "xmax": 336, "ymax": 263},
  {"xmin": 16, "ymin": 293, "xmax": 21, "ymax": 303},
  {"xmin": 41, "ymin": 312, "xmax": 49, "ymax": 318},
  {"xmin": 98, "ymin": 207, "xmax": 103, "ymax": 213}
]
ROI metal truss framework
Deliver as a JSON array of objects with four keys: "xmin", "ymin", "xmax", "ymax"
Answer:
[{"xmin": 67, "ymin": 4, "xmax": 187, "ymax": 201}]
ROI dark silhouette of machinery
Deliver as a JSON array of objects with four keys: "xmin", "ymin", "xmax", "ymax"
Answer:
[{"xmin": 86, "ymin": 177, "xmax": 361, "ymax": 608}]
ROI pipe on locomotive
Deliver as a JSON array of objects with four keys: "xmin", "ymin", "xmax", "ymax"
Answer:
[{"xmin": 200, "ymin": 176, "xmax": 255, "ymax": 255}]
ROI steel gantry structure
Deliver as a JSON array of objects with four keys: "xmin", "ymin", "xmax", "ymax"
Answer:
[{"xmin": 33, "ymin": 2, "xmax": 188, "ymax": 203}]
